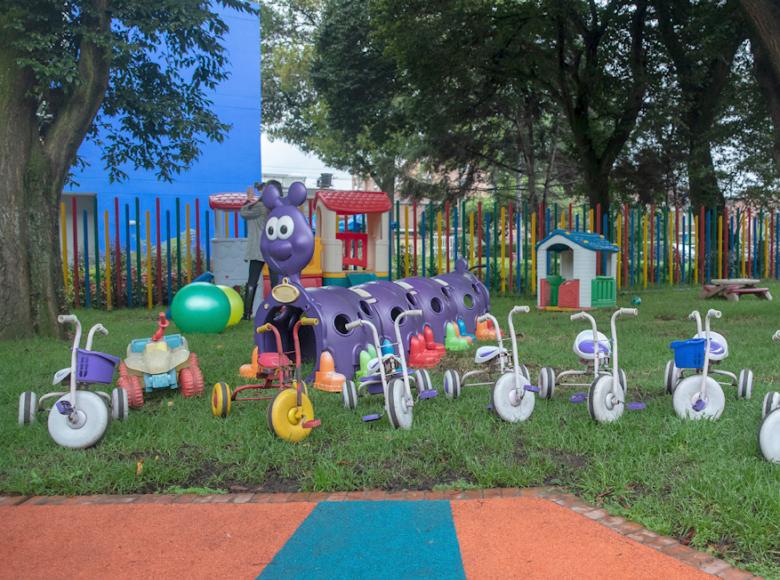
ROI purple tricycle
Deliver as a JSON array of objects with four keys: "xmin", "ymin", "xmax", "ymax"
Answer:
[{"xmin": 18, "ymin": 315, "xmax": 127, "ymax": 449}]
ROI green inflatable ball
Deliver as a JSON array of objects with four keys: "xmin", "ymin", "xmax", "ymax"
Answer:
[
  {"xmin": 171, "ymin": 282, "xmax": 231, "ymax": 333},
  {"xmin": 218, "ymin": 285, "xmax": 244, "ymax": 327}
]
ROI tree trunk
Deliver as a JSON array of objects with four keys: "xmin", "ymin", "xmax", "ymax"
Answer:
[
  {"xmin": 741, "ymin": 0, "xmax": 780, "ymax": 79},
  {"xmin": 748, "ymin": 22, "xmax": 780, "ymax": 170},
  {"xmin": 687, "ymin": 135, "xmax": 723, "ymax": 209},
  {"xmin": 0, "ymin": 47, "xmax": 61, "ymax": 339}
]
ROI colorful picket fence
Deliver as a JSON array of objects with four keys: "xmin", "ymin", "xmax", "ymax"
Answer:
[
  {"xmin": 391, "ymin": 200, "xmax": 780, "ymax": 296},
  {"xmin": 61, "ymin": 195, "xmax": 780, "ymax": 310}
]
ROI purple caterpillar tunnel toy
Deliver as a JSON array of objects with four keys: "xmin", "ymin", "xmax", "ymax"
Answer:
[{"xmin": 251, "ymin": 182, "xmax": 490, "ymax": 381}]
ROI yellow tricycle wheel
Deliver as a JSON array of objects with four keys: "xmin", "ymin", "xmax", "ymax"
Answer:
[
  {"xmin": 211, "ymin": 382, "xmax": 232, "ymax": 418},
  {"xmin": 267, "ymin": 388, "xmax": 315, "ymax": 442}
]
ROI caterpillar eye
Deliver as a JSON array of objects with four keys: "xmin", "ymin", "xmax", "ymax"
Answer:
[
  {"xmin": 277, "ymin": 216, "xmax": 294, "ymax": 240},
  {"xmin": 265, "ymin": 217, "xmax": 279, "ymax": 241}
]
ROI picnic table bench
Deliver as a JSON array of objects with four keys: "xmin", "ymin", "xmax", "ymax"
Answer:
[{"xmin": 700, "ymin": 278, "xmax": 773, "ymax": 302}]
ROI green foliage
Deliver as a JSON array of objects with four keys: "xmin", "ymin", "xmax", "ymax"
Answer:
[{"xmin": 1, "ymin": 0, "xmax": 254, "ymax": 182}]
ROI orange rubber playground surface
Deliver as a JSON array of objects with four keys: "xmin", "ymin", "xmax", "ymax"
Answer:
[{"xmin": 0, "ymin": 489, "xmax": 752, "ymax": 579}]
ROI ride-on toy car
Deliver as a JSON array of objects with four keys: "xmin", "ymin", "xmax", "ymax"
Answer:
[
  {"xmin": 18, "ymin": 314, "xmax": 127, "ymax": 449},
  {"xmin": 118, "ymin": 313, "xmax": 204, "ymax": 407}
]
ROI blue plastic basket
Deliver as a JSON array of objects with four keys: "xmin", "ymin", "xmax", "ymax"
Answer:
[{"xmin": 669, "ymin": 339, "xmax": 706, "ymax": 369}]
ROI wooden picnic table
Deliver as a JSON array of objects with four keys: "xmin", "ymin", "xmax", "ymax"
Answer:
[{"xmin": 700, "ymin": 278, "xmax": 773, "ymax": 302}]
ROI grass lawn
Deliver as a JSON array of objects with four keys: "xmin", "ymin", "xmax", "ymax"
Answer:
[{"xmin": 1, "ymin": 285, "xmax": 779, "ymax": 575}]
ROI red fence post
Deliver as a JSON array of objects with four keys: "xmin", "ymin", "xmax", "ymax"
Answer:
[
  {"xmin": 412, "ymin": 202, "xmax": 418, "ymax": 275},
  {"xmin": 195, "ymin": 198, "xmax": 201, "ymax": 276}
]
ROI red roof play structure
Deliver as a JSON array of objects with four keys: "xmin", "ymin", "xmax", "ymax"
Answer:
[
  {"xmin": 315, "ymin": 190, "xmax": 391, "ymax": 215},
  {"xmin": 208, "ymin": 192, "xmax": 248, "ymax": 211}
]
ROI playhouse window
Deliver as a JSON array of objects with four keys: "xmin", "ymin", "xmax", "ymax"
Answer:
[
  {"xmin": 334, "ymin": 314, "xmax": 352, "ymax": 335},
  {"xmin": 390, "ymin": 306, "xmax": 405, "ymax": 322},
  {"xmin": 440, "ymin": 287, "xmax": 452, "ymax": 299},
  {"xmin": 463, "ymin": 293, "xmax": 474, "ymax": 309},
  {"xmin": 406, "ymin": 293, "xmax": 417, "ymax": 307},
  {"xmin": 430, "ymin": 297, "xmax": 442, "ymax": 313},
  {"xmin": 359, "ymin": 301, "xmax": 372, "ymax": 317}
]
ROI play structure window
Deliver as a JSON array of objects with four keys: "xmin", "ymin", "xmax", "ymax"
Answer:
[
  {"xmin": 334, "ymin": 314, "xmax": 352, "ymax": 336},
  {"xmin": 441, "ymin": 286, "xmax": 452, "ymax": 299},
  {"xmin": 264, "ymin": 306, "xmax": 317, "ymax": 361},
  {"xmin": 359, "ymin": 300, "xmax": 372, "ymax": 317},
  {"xmin": 390, "ymin": 306, "xmax": 404, "ymax": 322},
  {"xmin": 431, "ymin": 297, "xmax": 443, "ymax": 313},
  {"xmin": 463, "ymin": 293, "xmax": 474, "ymax": 309},
  {"xmin": 406, "ymin": 293, "xmax": 417, "ymax": 307}
]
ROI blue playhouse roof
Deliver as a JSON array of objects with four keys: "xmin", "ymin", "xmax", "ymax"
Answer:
[{"xmin": 536, "ymin": 229, "xmax": 619, "ymax": 253}]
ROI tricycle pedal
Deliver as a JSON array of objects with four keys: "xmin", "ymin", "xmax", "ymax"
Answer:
[
  {"xmin": 55, "ymin": 400, "xmax": 74, "ymax": 415},
  {"xmin": 627, "ymin": 402, "xmax": 646, "ymax": 411},
  {"xmin": 569, "ymin": 392, "xmax": 587, "ymax": 404},
  {"xmin": 302, "ymin": 419, "xmax": 321, "ymax": 429},
  {"xmin": 362, "ymin": 413, "xmax": 382, "ymax": 422},
  {"xmin": 418, "ymin": 389, "xmax": 438, "ymax": 400}
]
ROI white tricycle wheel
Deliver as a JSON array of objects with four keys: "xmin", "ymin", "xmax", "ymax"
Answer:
[
  {"xmin": 762, "ymin": 391, "xmax": 780, "ymax": 419},
  {"xmin": 672, "ymin": 376, "xmax": 725, "ymax": 421},
  {"xmin": 759, "ymin": 409, "xmax": 780, "ymax": 463},
  {"xmin": 341, "ymin": 380, "xmax": 358, "ymax": 410},
  {"xmin": 520, "ymin": 365, "xmax": 530, "ymax": 381},
  {"xmin": 386, "ymin": 378, "xmax": 413, "ymax": 430},
  {"xmin": 737, "ymin": 369, "xmax": 753, "ymax": 400},
  {"xmin": 421, "ymin": 369, "xmax": 432, "ymax": 392},
  {"xmin": 587, "ymin": 376, "xmax": 625, "ymax": 423},
  {"xmin": 618, "ymin": 369, "xmax": 627, "ymax": 394},
  {"xmin": 48, "ymin": 391, "xmax": 109, "ymax": 449},
  {"xmin": 492, "ymin": 372, "xmax": 535, "ymax": 423},
  {"xmin": 18, "ymin": 391, "xmax": 38, "ymax": 426},
  {"xmin": 664, "ymin": 360, "xmax": 679, "ymax": 394},
  {"xmin": 413, "ymin": 370, "xmax": 426, "ymax": 394},
  {"xmin": 111, "ymin": 387, "xmax": 129, "ymax": 421},
  {"xmin": 538, "ymin": 367, "xmax": 555, "ymax": 399},
  {"xmin": 443, "ymin": 369, "xmax": 461, "ymax": 400}
]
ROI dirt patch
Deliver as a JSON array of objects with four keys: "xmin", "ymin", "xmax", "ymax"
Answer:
[{"xmin": 543, "ymin": 448, "xmax": 589, "ymax": 485}]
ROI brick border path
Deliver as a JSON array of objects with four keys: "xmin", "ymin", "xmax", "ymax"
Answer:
[{"xmin": 0, "ymin": 487, "xmax": 760, "ymax": 579}]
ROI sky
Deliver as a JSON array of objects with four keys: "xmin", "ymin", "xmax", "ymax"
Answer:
[{"xmin": 261, "ymin": 134, "xmax": 353, "ymax": 190}]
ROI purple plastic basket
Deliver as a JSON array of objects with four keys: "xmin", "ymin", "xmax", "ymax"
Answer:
[{"xmin": 76, "ymin": 349, "xmax": 120, "ymax": 384}]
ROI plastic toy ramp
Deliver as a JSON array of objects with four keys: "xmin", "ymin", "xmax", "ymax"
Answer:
[{"xmin": 0, "ymin": 489, "xmax": 741, "ymax": 579}]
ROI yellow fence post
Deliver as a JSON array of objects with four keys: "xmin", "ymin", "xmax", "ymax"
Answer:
[
  {"xmin": 469, "ymin": 211, "xmax": 475, "ymax": 268},
  {"xmin": 500, "ymin": 206, "xmax": 506, "ymax": 293}
]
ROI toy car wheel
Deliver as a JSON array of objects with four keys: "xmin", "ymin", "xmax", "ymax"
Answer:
[
  {"xmin": 211, "ymin": 382, "xmax": 232, "ymax": 418},
  {"xmin": 759, "ymin": 409, "xmax": 780, "ymax": 463},
  {"xmin": 341, "ymin": 380, "xmax": 358, "ymax": 410},
  {"xmin": 492, "ymin": 372, "xmax": 535, "ymax": 423},
  {"xmin": 587, "ymin": 376, "xmax": 624, "ymax": 423},
  {"xmin": 183, "ymin": 354, "xmax": 205, "ymax": 396},
  {"xmin": 664, "ymin": 360, "xmax": 679, "ymax": 394},
  {"xmin": 118, "ymin": 373, "xmax": 144, "ymax": 408},
  {"xmin": 538, "ymin": 367, "xmax": 555, "ymax": 399},
  {"xmin": 520, "ymin": 365, "xmax": 530, "ymax": 381},
  {"xmin": 267, "ymin": 388, "xmax": 315, "ymax": 442},
  {"xmin": 737, "ymin": 369, "xmax": 753, "ymax": 400},
  {"xmin": 18, "ymin": 391, "xmax": 38, "ymax": 426},
  {"xmin": 47, "ymin": 391, "xmax": 109, "ymax": 449},
  {"xmin": 118, "ymin": 361, "xmax": 129, "ymax": 378},
  {"xmin": 618, "ymin": 369, "xmax": 627, "ymax": 394},
  {"xmin": 111, "ymin": 387, "xmax": 129, "ymax": 421},
  {"xmin": 672, "ymin": 375, "xmax": 725, "ymax": 421},
  {"xmin": 387, "ymin": 378, "xmax": 413, "ymax": 430},
  {"xmin": 443, "ymin": 369, "xmax": 461, "ymax": 399}
]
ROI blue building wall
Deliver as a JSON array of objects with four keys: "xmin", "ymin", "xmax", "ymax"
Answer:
[{"xmin": 69, "ymin": 5, "xmax": 261, "ymax": 244}]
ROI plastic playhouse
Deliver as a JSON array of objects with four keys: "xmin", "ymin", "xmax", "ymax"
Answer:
[
  {"xmin": 248, "ymin": 182, "xmax": 490, "ymax": 382},
  {"xmin": 313, "ymin": 189, "xmax": 392, "ymax": 287},
  {"xmin": 536, "ymin": 229, "xmax": 618, "ymax": 310}
]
